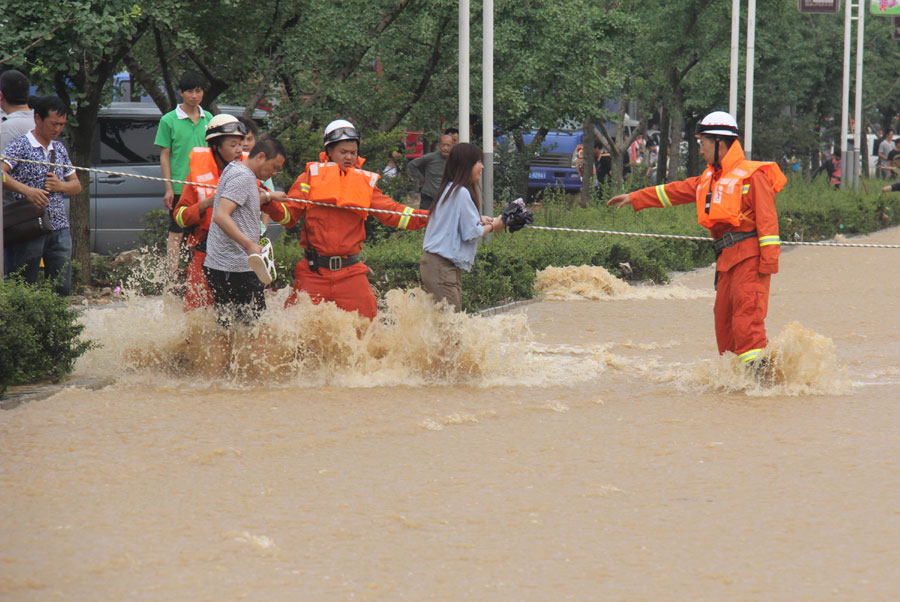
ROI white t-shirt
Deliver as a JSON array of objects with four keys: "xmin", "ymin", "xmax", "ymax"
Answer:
[{"xmin": 1, "ymin": 110, "xmax": 35, "ymax": 152}]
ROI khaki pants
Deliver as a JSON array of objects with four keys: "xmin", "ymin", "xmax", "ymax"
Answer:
[{"xmin": 420, "ymin": 251, "xmax": 462, "ymax": 312}]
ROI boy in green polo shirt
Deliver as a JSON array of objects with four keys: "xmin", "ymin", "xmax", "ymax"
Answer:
[{"xmin": 154, "ymin": 71, "xmax": 213, "ymax": 285}]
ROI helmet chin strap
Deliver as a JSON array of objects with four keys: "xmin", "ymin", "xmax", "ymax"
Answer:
[
  {"xmin": 705, "ymin": 137, "xmax": 723, "ymax": 215},
  {"xmin": 211, "ymin": 143, "xmax": 228, "ymax": 169}
]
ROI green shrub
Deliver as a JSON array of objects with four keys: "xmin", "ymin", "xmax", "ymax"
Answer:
[{"xmin": 0, "ymin": 278, "xmax": 96, "ymax": 395}]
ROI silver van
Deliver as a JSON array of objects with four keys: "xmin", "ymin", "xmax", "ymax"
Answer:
[{"xmin": 86, "ymin": 102, "xmax": 278, "ymax": 253}]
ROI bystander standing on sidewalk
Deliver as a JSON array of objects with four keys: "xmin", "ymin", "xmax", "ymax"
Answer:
[
  {"xmin": 154, "ymin": 72, "xmax": 213, "ymax": 285},
  {"xmin": 2, "ymin": 96, "xmax": 81, "ymax": 295},
  {"xmin": 1, "ymin": 70, "xmax": 35, "ymax": 151},
  {"xmin": 408, "ymin": 134, "xmax": 453, "ymax": 211}
]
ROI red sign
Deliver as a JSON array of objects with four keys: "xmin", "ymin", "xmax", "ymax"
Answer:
[
  {"xmin": 798, "ymin": 0, "xmax": 840, "ymax": 13},
  {"xmin": 894, "ymin": 16, "xmax": 900, "ymax": 39}
]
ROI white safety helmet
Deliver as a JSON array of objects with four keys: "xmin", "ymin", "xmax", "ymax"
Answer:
[
  {"xmin": 695, "ymin": 111, "xmax": 739, "ymax": 138},
  {"xmin": 206, "ymin": 114, "xmax": 247, "ymax": 141},
  {"xmin": 323, "ymin": 119, "xmax": 360, "ymax": 146}
]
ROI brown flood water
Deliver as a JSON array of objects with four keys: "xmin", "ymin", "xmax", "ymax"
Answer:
[{"xmin": 2, "ymin": 226, "xmax": 900, "ymax": 601}]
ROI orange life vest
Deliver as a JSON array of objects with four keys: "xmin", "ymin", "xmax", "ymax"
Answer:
[
  {"xmin": 694, "ymin": 159, "xmax": 786, "ymax": 229},
  {"xmin": 188, "ymin": 147, "xmax": 219, "ymax": 202},
  {"xmin": 187, "ymin": 147, "xmax": 251, "ymax": 200},
  {"xmin": 305, "ymin": 161, "xmax": 380, "ymax": 213}
]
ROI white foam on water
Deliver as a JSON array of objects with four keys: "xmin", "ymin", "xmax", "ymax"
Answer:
[
  {"xmin": 535, "ymin": 265, "xmax": 713, "ymax": 301},
  {"xmin": 647, "ymin": 322, "xmax": 852, "ymax": 396}
]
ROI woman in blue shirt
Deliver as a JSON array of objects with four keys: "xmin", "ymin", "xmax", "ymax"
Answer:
[{"xmin": 420, "ymin": 143, "xmax": 505, "ymax": 311}]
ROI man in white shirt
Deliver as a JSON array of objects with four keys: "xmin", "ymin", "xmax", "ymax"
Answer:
[{"xmin": 1, "ymin": 70, "xmax": 35, "ymax": 152}]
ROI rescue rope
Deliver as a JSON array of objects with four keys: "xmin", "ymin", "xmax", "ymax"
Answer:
[
  {"xmin": 5, "ymin": 155, "xmax": 900, "ymax": 249},
  {"xmin": 523, "ymin": 225, "xmax": 900, "ymax": 248}
]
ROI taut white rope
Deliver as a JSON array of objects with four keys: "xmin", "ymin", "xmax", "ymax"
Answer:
[{"xmin": 5, "ymin": 155, "xmax": 899, "ymax": 248}]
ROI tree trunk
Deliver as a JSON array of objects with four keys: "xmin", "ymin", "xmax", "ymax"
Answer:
[
  {"xmin": 69, "ymin": 106, "xmax": 100, "ymax": 285},
  {"xmin": 124, "ymin": 52, "xmax": 173, "ymax": 113},
  {"xmin": 514, "ymin": 128, "xmax": 548, "ymax": 200},
  {"xmin": 667, "ymin": 100, "xmax": 684, "ymax": 179},
  {"xmin": 685, "ymin": 114, "xmax": 700, "ymax": 176},
  {"xmin": 861, "ymin": 121, "xmax": 872, "ymax": 178},
  {"xmin": 580, "ymin": 118, "xmax": 594, "ymax": 208},
  {"xmin": 656, "ymin": 107, "xmax": 670, "ymax": 183}
]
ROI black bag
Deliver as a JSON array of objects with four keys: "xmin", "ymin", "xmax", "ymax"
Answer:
[
  {"xmin": 2, "ymin": 148, "xmax": 55, "ymax": 247},
  {"xmin": 500, "ymin": 197, "xmax": 534, "ymax": 233}
]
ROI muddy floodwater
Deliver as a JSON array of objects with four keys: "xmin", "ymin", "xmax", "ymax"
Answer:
[{"xmin": 2, "ymin": 226, "xmax": 900, "ymax": 600}]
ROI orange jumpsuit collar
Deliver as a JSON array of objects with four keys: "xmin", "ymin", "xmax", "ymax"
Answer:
[{"xmin": 709, "ymin": 139, "xmax": 746, "ymax": 175}]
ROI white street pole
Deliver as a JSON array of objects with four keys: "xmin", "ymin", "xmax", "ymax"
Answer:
[
  {"xmin": 459, "ymin": 0, "xmax": 470, "ymax": 143},
  {"xmin": 854, "ymin": 0, "xmax": 865, "ymax": 185},
  {"xmin": 744, "ymin": 0, "xmax": 756, "ymax": 158},
  {"xmin": 729, "ymin": 0, "xmax": 740, "ymax": 117},
  {"xmin": 482, "ymin": 0, "xmax": 494, "ymax": 220},
  {"xmin": 840, "ymin": 0, "xmax": 852, "ymax": 188}
]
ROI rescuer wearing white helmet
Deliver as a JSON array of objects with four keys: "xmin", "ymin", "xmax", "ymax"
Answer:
[
  {"xmin": 174, "ymin": 113, "xmax": 287, "ymax": 311},
  {"xmin": 265, "ymin": 119, "xmax": 430, "ymax": 319},
  {"xmin": 608, "ymin": 111, "xmax": 787, "ymax": 382}
]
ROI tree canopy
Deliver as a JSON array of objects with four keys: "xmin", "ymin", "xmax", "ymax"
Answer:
[{"xmin": 2, "ymin": 0, "xmax": 898, "ymax": 275}]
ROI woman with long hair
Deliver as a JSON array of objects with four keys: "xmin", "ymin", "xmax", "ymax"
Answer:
[{"xmin": 420, "ymin": 143, "xmax": 505, "ymax": 311}]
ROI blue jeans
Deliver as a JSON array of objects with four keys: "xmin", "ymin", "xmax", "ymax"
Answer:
[{"xmin": 6, "ymin": 228, "xmax": 73, "ymax": 296}]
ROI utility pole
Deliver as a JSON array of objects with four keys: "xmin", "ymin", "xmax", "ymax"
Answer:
[
  {"xmin": 854, "ymin": 0, "xmax": 865, "ymax": 185},
  {"xmin": 482, "ymin": 0, "xmax": 494, "ymax": 220},
  {"xmin": 744, "ymin": 0, "xmax": 756, "ymax": 157},
  {"xmin": 459, "ymin": 0, "xmax": 470, "ymax": 143},
  {"xmin": 840, "ymin": 0, "xmax": 853, "ymax": 188},
  {"xmin": 729, "ymin": 0, "xmax": 740, "ymax": 118}
]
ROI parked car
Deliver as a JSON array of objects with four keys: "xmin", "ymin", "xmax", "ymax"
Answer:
[
  {"xmin": 522, "ymin": 129, "xmax": 584, "ymax": 193},
  {"xmin": 76, "ymin": 101, "xmax": 274, "ymax": 254}
]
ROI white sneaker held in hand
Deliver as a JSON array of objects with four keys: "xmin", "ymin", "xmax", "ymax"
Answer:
[{"xmin": 248, "ymin": 237, "xmax": 276, "ymax": 285}]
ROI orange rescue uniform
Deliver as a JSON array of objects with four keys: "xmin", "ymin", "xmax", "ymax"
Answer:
[
  {"xmin": 274, "ymin": 152, "xmax": 429, "ymax": 319},
  {"xmin": 174, "ymin": 148, "xmax": 281, "ymax": 311},
  {"xmin": 627, "ymin": 140, "xmax": 786, "ymax": 363}
]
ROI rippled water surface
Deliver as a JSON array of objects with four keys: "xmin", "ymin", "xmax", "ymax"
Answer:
[{"xmin": 2, "ymin": 227, "xmax": 899, "ymax": 600}]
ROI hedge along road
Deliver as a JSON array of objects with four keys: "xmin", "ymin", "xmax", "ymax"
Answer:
[{"xmin": 1, "ymin": 193, "xmax": 899, "ymax": 601}]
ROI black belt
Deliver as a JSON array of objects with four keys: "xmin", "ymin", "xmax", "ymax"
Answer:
[
  {"xmin": 305, "ymin": 248, "xmax": 360, "ymax": 271},
  {"xmin": 713, "ymin": 230, "xmax": 757, "ymax": 256}
]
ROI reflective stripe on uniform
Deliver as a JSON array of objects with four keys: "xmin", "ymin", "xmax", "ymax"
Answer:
[
  {"xmin": 655, "ymin": 184, "xmax": 672, "ymax": 208},
  {"xmin": 300, "ymin": 183, "xmax": 310, "ymax": 193},
  {"xmin": 738, "ymin": 348, "xmax": 762, "ymax": 363},
  {"xmin": 741, "ymin": 184, "xmax": 750, "ymax": 194},
  {"xmin": 174, "ymin": 206, "xmax": 189, "ymax": 229},
  {"xmin": 398, "ymin": 206, "xmax": 414, "ymax": 229},
  {"xmin": 275, "ymin": 202, "xmax": 291, "ymax": 225},
  {"xmin": 758, "ymin": 235, "xmax": 780, "ymax": 247}
]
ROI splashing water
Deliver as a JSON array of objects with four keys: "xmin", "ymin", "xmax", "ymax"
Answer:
[
  {"xmin": 654, "ymin": 321, "xmax": 851, "ymax": 396},
  {"xmin": 75, "ymin": 287, "xmax": 610, "ymax": 390},
  {"xmin": 535, "ymin": 265, "xmax": 713, "ymax": 301}
]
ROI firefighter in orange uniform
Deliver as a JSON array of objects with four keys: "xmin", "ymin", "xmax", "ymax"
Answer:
[
  {"xmin": 608, "ymin": 111, "xmax": 786, "ymax": 369},
  {"xmin": 174, "ymin": 114, "xmax": 286, "ymax": 310},
  {"xmin": 268, "ymin": 120, "xmax": 429, "ymax": 319}
]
